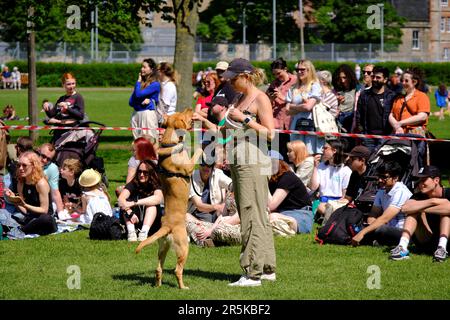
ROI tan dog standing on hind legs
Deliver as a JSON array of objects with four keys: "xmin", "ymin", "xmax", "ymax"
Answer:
[{"xmin": 135, "ymin": 108, "xmax": 203, "ymax": 289}]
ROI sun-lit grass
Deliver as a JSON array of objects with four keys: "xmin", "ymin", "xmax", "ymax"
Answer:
[{"xmin": 1, "ymin": 87, "xmax": 450, "ymax": 300}]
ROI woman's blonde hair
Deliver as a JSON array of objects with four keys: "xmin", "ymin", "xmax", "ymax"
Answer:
[
  {"xmin": 287, "ymin": 140, "xmax": 310, "ymax": 165},
  {"xmin": 62, "ymin": 158, "xmax": 83, "ymax": 176},
  {"xmin": 17, "ymin": 151, "xmax": 45, "ymax": 185},
  {"xmin": 296, "ymin": 59, "xmax": 318, "ymax": 87}
]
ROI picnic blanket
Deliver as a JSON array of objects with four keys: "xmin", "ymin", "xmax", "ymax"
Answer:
[{"xmin": 0, "ymin": 209, "xmax": 88, "ymax": 240}]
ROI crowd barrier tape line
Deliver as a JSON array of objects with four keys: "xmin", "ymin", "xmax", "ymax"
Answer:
[{"xmin": 0, "ymin": 124, "xmax": 449, "ymax": 143}]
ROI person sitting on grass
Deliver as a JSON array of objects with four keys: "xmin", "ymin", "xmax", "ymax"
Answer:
[
  {"xmin": 58, "ymin": 158, "xmax": 83, "ymax": 221},
  {"xmin": 5, "ymin": 152, "xmax": 57, "ymax": 236},
  {"xmin": 115, "ymin": 135, "xmax": 158, "ymax": 197},
  {"xmin": 312, "ymin": 139, "xmax": 352, "ymax": 220},
  {"xmin": 390, "ymin": 166, "xmax": 450, "ymax": 262},
  {"xmin": 118, "ymin": 160, "xmax": 163, "ymax": 242},
  {"xmin": 268, "ymin": 151, "xmax": 313, "ymax": 234},
  {"xmin": 352, "ymin": 161, "xmax": 412, "ymax": 247},
  {"xmin": 286, "ymin": 140, "xmax": 315, "ymax": 192},
  {"xmin": 187, "ymin": 159, "xmax": 232, "ymax": 224},
  {"xmin": 186, "ymin": 191, "xmax": 241, "ymax": 247},
  {"xmin": 78, "ymin": 169, "xmax": 112, "ymax": 225}
]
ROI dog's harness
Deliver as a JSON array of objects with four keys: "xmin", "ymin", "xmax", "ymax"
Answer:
[{"xmin": 158, "ymin": 142, "xmax": 191, "ymax": 181}]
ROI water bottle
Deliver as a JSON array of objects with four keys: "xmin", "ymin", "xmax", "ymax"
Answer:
[
  {"xmin": 352, "ymin": 224, "xmax": 361, "ymax": 234},
  {"xmin": 113, "ymin": 207, "xmax": 120, "ymax": 219}
]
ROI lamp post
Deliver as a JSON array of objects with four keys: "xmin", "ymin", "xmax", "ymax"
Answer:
[
  {"xmin": 378, "ymin": 3, "xmax": 384, "ymax": 60},
  {"xmin": 242, "ymin": 2, "xmax": 254, "ymax": 59},
  {"xmin": 299, "ymin": 0, "xmax": 305, "ymax": 59},
  {"xmin": 273, "ymin": 0, "xmax": 276, "ymax": 60}
]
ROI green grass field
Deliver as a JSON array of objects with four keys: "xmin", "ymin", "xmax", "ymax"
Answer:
[{"xmin": 1, "ymin": 88, "xmax": 450, "ymax": 300}]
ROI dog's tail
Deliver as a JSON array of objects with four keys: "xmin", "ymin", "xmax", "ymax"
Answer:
[{"xmin": 135, "ymin": 226, "xmax": 171, "ymax": 254}]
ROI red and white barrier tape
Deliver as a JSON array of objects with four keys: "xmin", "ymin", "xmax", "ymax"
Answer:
[{"xmin": 0, "ymin": 124, "xmax": 449, "ymax": 143}]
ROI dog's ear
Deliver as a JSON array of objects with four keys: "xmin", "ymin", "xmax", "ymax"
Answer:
[{"xmin": 161, "ymin": 114, "xmax": 169, "ymax": 128}]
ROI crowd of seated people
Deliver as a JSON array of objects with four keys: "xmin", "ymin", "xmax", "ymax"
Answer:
[{"xmin": 1, "ymin": 59, "xmax": 448, "ymax": 265}]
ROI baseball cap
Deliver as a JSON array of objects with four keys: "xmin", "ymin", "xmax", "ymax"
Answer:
[
  {"xmin": 346, "ymin": 145, "xmax": 371, "ymax": 161},
  {"xmin": 414, "ymin": 166, "xmax": 441, "ymax": 179},
  {"xmin": 215, "ymin": 61, "xmax": 229, "ymax": 71},
  {"xmin": 268, "ymin": 150, "xmax": 284, "ymax": 161},
  {"xmin": 222, "ymin": 58, "xmax": 254, "ymax": 80},
  {"xmin": 206, "ymin": 95, "xmax": 229, "ymax": 108}
]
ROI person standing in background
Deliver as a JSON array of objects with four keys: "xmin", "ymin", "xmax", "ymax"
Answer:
[
  {"xmin": 266, "ymin": 58, "xmax": 297, "ymax": 161},
  {"xmin": 157, "ymin": 62, "xmax": 178, "ymax": 125},
  {"xmin": 129, "ymin": 58, "xmax": 160, "ymax": 140}
]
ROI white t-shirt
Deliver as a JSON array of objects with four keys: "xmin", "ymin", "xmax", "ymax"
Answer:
[
  {"xmin": 374, "ymin": 182, "xmax": 412, "ymax": 229},
  {"xmin": 318, "ymin": 162, "xmax": 352, "ymax": 198},
  {"xmin": 158, "ymin": 80, "xmax": 177, "ymax": 120}
]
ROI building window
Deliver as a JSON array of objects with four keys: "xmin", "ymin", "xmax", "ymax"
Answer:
[
  {"xmin": 441, "ymin": 17, "xmax": 446, "ymax": 32},
  {"xmin": 442, "ymin": 0, "xmax": 448, "ymax": 7},
  {"xmin": 412, "ymin": 30, "xmax": 419, "ymax": 49},
  {"xmin": 448, "ymin": 18, "xmax": 450, "ymax": 32},
  {"xmin": 444, "ymin": 48, "xmax": 449, "ymax": 60}
]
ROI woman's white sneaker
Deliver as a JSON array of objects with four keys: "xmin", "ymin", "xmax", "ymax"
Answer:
[
  {"xmin": 228, "ymin": 275, "xmax": 261, "ymax": 287},
  {"xmin": 261, "ymin": 273, "xmax": 276, "ymax": 281}
]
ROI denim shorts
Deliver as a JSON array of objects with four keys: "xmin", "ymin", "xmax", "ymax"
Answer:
[{"xmin": 280, "ymin": 207, "xmax": 313, "ymax": 234}]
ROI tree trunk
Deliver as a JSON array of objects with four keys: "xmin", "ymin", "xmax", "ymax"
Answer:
[
  {"xmin": 27, "ymin": 14, "xmax": 38, "ymax": 142},
  {"xmin": 173, "ymin": 0, "xmax": 199, "ymax": 112}
]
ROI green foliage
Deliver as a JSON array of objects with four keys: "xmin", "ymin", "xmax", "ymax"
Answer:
[
  {"xmin": 198, "ymin": 0, "xmax": 300, "ymax": 43},
  {"xmin": 310, "ymin": 0, "xmax": 405, "ymax": 46},
  {"xmin": 6, "ymin": 60, "xmax": 450, "ymax": 88},
  {"xmin": 0, "ymin": 0, "xmax": 164, "ymax": 49}
]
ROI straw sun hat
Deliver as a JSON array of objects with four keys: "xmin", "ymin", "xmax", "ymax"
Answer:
[{"xmin": 78, "ymin": 169, "xmax": 102, "ymax": 188}]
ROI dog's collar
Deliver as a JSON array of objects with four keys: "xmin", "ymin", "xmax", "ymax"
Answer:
[
  {"xmin": 161, "ymin": 142, "xmax": 180, "ymax": 148},
  {"xmin": 158, "ymin": 166, "xmax": 190, "ymax": 181}
]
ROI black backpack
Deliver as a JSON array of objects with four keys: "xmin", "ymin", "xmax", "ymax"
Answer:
[
  {"xmin": 315, "ymin": 205, "xmax": 364, "ymax": 245},
  {"xmin": 89, "ymin": 212, "xmax": 124, "ymax": 240}
]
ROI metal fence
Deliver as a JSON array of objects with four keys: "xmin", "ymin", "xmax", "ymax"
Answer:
[{"xmin": 0, "ymin": 41, "xmax": 431, "ymax": 64}]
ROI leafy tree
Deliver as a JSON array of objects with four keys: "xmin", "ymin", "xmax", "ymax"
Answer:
[
  {"xmin": 198, "ymin": 0, "xmax": 300, "ymax": 43},
  {"xmin": 197, "ymin": 15, "xmax": 233, "ymax": 42},
  {"xmin": 310, "ymin": 0, "xmax": 405, "ymax": 46}
]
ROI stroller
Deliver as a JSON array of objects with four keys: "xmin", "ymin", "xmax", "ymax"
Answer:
[
  {"xmin": 354, "ymin": 134, "xmax": 427, "ymax": 213},
  {"xmin": 51, "ymin": 121, "xmax": 107, "ymax": 182}
]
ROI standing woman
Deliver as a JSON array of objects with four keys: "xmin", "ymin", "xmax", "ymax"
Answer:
[
  {"xmin": 222, "ymin": 58, "xmax": 276, "ymax": 287},
  {"xmin": 129, "ymin": 58, "xmax": 160, "ymax": 140},
  {"xmin": 389, "ymin": 68, "xmax": 430, "ymax": 137},
  {"xmin": 5, "ymin": 152, "xmax": 56, "ymax": 235},
  {"xmin": 195, "ymin": 72, "xmax": 220, "ymax": 118},
  {"xmin": 157, "ymin": 62, "xmax": 178, "ymax": 124},
  {"xmin": 266, "ymin": 57, "xmax": 297, "ymax": 160},
  {"xmin": 286, "ymin": 59, "xmax": 323, "ymax": 155},
  {"xmin": 332, "ymin": 64, "xmax": 358, "ymax": 133}
]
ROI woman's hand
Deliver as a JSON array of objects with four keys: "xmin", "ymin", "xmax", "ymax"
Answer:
[
  {"xmin": 228, "ymin": 107, "xmax": 246, "ymax": 123},
  {"xmin": 192, "ymin": 112, "xmax": 206, "ymax": 122},
  {"xmin": 197, "ymin": 227, "xmax": 212, "ymax": 241},
  {"xmin": 337, "ymin": 94, "xmax": 345, "ymax": 104},
  {"xmin": 351, "ymin": 233, "xmax": 364, "ymax": 247},
  {"xmin": 42, "ymin": 102, "xmax": 51, "ymax": 112},
  {"xmin": 47, "ymin": 118, "xmax": 61, "ymax": 124},
  {"xmin": 142, "ymin": 98, "xmax": 150, "ymax": 105}
]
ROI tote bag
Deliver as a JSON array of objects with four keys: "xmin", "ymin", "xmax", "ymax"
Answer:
[{"xmin": 313, "ymin": 102, "xmax": 339, "ymax": 133}]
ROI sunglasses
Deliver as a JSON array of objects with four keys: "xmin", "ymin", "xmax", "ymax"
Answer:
[
  {"xmin": 18, "ymin": 162, "xmax": 29, "ymax": 169},
  {"xmin": 364, "ymin": 70, "xmax": 373, "ymax": 75},
  {"xmin": 37, "ymin": 151, "xmax": 52, "ymax": 162},
  {"xmin": 378, "ymin": 174, "xmax": 391, "ymax": 181},
  {"xmin": 296, "ymin": 68, "xmax": 307, "ymax": 72},
  {"xmin": 137, "ymin": 169, "xmax": 150, "ymax": 177}
]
